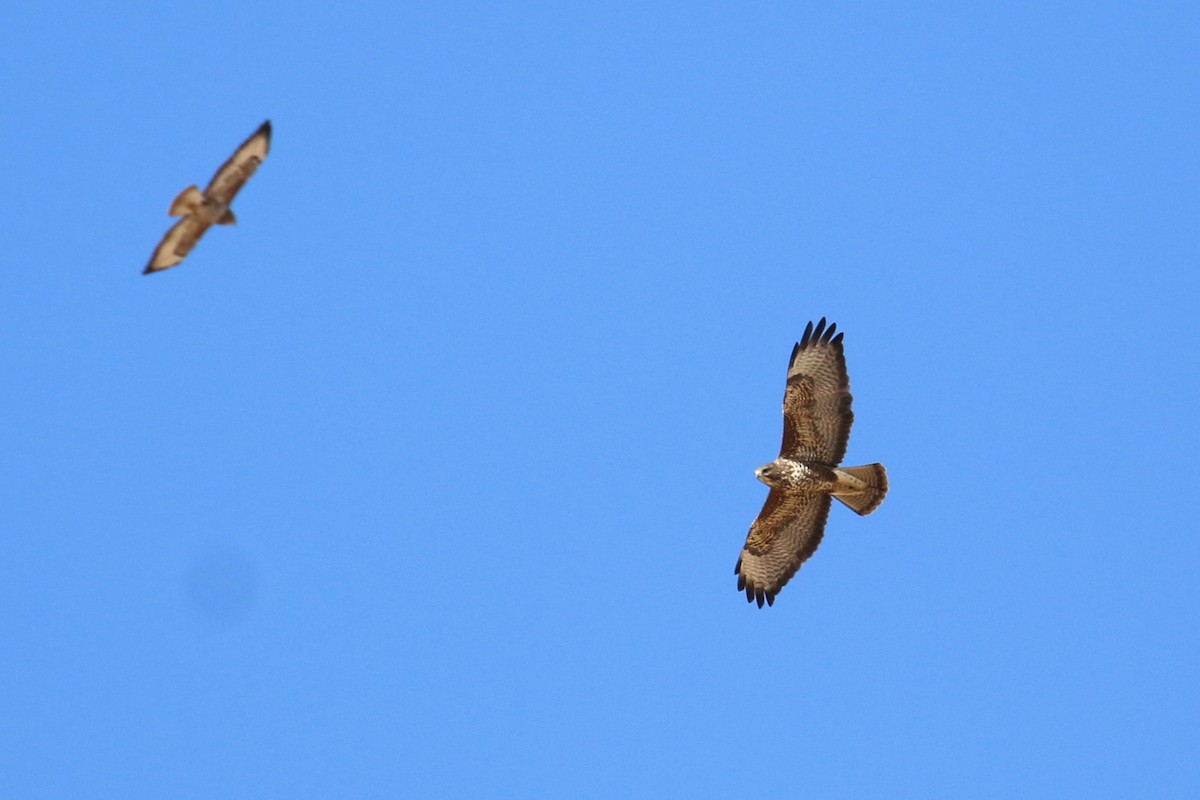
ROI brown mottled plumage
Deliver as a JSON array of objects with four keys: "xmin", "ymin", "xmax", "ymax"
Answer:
[
  {"xmin": 144, "ymin": 120, "xmax": 271, "ymax": 274},
  {"xmin": 735, "ymin": 318, "xmax": 888, "ymax": 607}
]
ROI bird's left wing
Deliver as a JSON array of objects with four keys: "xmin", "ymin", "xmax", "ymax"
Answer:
[
  {"xmin": 779, "ymin": 318, "xmax": 854, "ymax": 464},
  {"xmin": 144, "ymin": 215, "xmax": 212, "ymax": 274}
]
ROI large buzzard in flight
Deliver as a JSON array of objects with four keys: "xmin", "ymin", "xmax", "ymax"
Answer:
[
  {"xmin": 144, "ymin": 120, "xmax": 271, "ymax": 274},
  {"xmin": 735, "ymin": 318, "xmax": 888, "ymax": 607}
]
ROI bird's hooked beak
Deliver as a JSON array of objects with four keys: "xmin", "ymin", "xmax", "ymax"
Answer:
[{"xmin": 754, "ymin": 465, "xmax": 770, "ymax": 485}]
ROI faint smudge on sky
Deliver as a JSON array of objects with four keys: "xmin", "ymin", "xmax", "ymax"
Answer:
[{"xmin": 183, "ymin": 546, "xmax": 260, "ymax": 625}]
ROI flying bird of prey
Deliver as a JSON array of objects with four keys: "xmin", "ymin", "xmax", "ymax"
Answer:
[
  {"xmin": 735, "ymin": 318, "xmax": 888, "ymax": 607},
  {"xmin": 143, "ymin": 120, "xmax": 271, "ymax": 274}
]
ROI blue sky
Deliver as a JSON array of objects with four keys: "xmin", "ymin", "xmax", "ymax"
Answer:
[{"xmin": 2, "ymin": 2, "xmax": 1197, "ymax": 797}]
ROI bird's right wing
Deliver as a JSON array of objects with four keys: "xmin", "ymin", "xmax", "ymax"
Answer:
[
  {"xmin": 205, "ymin": 120, "xmax": 271, "ymax": 203},
  {"xmin": 735, "ymin": 490, "xmax": 832, "ymax": 607}
]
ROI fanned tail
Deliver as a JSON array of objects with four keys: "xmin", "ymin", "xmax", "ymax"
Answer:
[
  {"xmin": 168, "ymin": 185, "xmax": 204, "ymax": 217},
  {"xmin": 832, "ymin": 463, "xmax": 887, "ymax": 516}
]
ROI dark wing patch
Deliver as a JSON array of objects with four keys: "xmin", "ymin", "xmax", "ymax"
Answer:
[
  {"xmin": 205, "ymin": 120, "xmax": 271, "ymax": 203},
  {"xmin": 735, "ymin": 491, "xmax": 833, "ymax": 607},
  {"xmin": 779, "ymin": 317, "xmax": 854, "ymax": 464},
  {"xmin": 144, "ymin": 215, "xmax": 213, "ymax": 274}
]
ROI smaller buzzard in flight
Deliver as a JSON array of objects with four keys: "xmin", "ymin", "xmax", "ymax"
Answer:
[
  {"xmin": 735, "ymin": 318, "xmax": 888, "ymax": 607},
  {"xmin": 144, "ymin": 120, "xmax": 271, "ymax": 275}
]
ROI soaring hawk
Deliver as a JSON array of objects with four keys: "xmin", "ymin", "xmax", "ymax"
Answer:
[
  {"xmin": 735, "ymin": 318, "xmax": 888, "ymax": 607},
  {"xmin": 144, "ymin": 120, "xmax": 271, "ymax": 274}
]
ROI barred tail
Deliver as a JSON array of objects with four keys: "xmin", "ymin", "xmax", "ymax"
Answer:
[{"xmin": 832, "ymin": 463, "xmax": 887, "ymax": 516}]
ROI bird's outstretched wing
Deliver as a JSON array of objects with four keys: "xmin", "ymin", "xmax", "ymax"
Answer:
[
  {"xmin": 779, "ymin": 318, "xmax": 854, "ymax": 465},
  {"xmin": 735, "ymin": 490, "xmax": 832, "ymax": 607},
  {"xmin": 205, "ymin": 120, "xmax": 271, "ymax": 203},
  {"xmin": 145, "ymin": 215, "xmax": 213, "ymax": 274}
]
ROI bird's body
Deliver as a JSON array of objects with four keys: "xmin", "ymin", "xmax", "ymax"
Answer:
[
  {"xmin": 168, "ymin": 185, "xmax": 234, "ymax": 227},
  {"xmin": 756, "ymin": 458, "xmax": 885, "ymax": 506},
  {"xmin": 735, "ymin": 318, "xmax": 887, "ymax": 607},
  {"xmin": 756, "ymin": 459, "xmax": 839, "ymax": 492}
]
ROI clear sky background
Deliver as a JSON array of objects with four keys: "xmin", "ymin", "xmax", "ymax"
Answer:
[{"xmin": 2, "ymin": 2, "xmax": 1197, "ymax": 797}]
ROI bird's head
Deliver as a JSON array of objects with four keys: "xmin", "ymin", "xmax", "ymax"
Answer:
[{"xmin": 755, "ymin": 461, "xmax": 782, "ymax": 488}]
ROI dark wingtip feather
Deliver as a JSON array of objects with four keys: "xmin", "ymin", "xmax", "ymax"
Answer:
[
  {"xmin": 738, "ymin": 577, "xmax": 780, "ymax": 609},
  {"xmin": 800, "ymin": 318, "xmax": 846, "ymax": 352},
  {"xmin": 811, "ymin": 318, "xmax": 827, "ymax": 344},
  {"xmin": 799, "ymin": 319, "xmax": 815, "ymax": 347}
]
